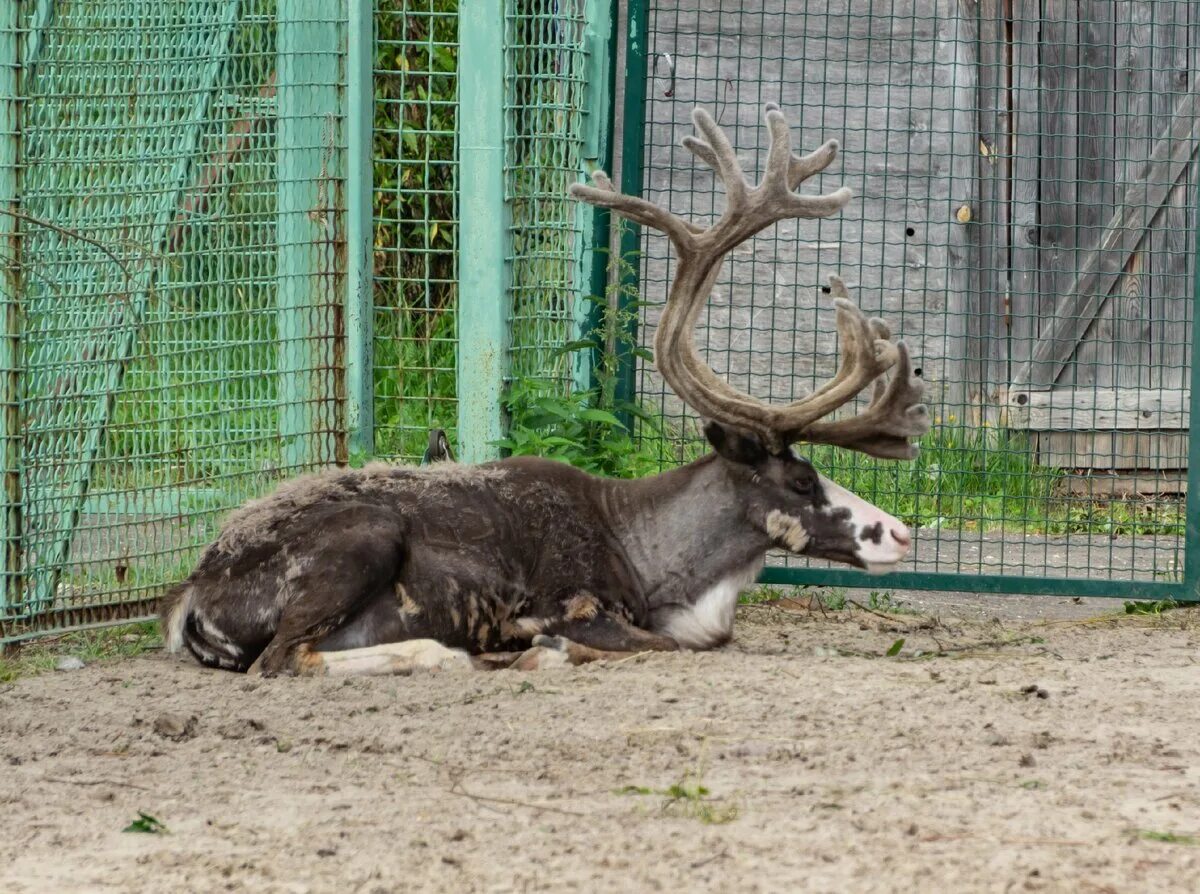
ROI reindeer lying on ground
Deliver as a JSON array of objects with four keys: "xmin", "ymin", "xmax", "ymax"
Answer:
[{"xmin": 162, "ymin": 104, "xmax": 930, "ymax": 676}]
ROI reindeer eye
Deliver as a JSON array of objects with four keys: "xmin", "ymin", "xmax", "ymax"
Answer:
[{"xmin": 791, "ymin": 477, "xmax": 814, "ymax": 496}]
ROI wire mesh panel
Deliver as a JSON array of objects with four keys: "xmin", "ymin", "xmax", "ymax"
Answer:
[
  {"xmin": 504, "ymin": 0, "xmax": 592, "ymax": 388},
  {"xmin": 3, "ymin": 0, "xmax": 346, "ymax": 641},
  {"xmin": 627, "ymin": 0, "xmax": 1199, "ymax": 597},
  {"xmin": 373, "ymin": 0, "xmax": 460, "ymax": 461}
]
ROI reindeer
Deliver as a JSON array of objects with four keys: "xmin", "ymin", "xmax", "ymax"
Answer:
[{"xmin": 161, "ymin": 104, "xmax": 929, "ymax": 676}]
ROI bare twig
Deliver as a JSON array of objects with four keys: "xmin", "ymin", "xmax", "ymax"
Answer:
[
  {"xmin": 847, "ymin": 598, "xmax": 905, "ymax": 622},
  {"xmin": 446, "ymin": 774, "xmax": 586, "ymax": 818},
  {"xmin": 42, "ymin": 776, "xmax": 150, "ymax": 791},
  {"xmin": 0, "ymin": 207, "xmax": 138, "ymax": 287},
  {"xmin": 690, "ymin": 848, "xmax": 730, "ymax": 870}
]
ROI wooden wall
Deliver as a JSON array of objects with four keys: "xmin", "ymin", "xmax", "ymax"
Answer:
[{"xmin": 633, "ymin": 0, "xmax": 1199, "ymax": 472}]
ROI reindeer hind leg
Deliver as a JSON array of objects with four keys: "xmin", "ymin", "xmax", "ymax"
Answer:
[{"xmin": 250, "ymin": 503, "xmax": 418, "ymax": 676}]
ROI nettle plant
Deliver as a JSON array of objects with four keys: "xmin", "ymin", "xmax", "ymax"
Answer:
[{"xmin": 497, "ymin": 240, "xmax": 690, "ymax": 479}]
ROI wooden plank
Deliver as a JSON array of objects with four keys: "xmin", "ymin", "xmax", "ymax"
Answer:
[
  {"xmin": 1007, "ymin": 387, "xmax": 1189, "ymax": 430},
  {"xmin": 1148, "ymin": 2, "xmax": 1193, "ymax": 390},
  {"xmin": 1010, "ymin": 75, "xmax": 1200, "ymax": 390},
  {"xmin": 1070, "ymin": 0, "xmax": 1116, "ymax": 388},
  {"xmin": 1111, "ymin": 1, "xmax": 1154, "ymax": 391},
  {"xmin": 926, "ymin": 0, "xmax": 978, "ymax": 412},
  {"xmin": 1035, "ymin": 431, "xmax": 1190, "ymax": 471},
  {"xmin": 1007, "ymin": 4, "xmax": 1041, "ymax": 390},
  {"xmin": 969, "ymin": 0, "xmax": 1009, "ymax": 408},
  {"xmin": 1035, "ymin": 1, "xmax": 1079, "ymax": 388},
  {"xmin": 1059, "ymin": 472, "xmax": 1187, "ymax": 497}
]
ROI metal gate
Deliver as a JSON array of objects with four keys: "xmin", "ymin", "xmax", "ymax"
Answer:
[{"xmin": 619, "ymin": 0, "xmax": 1200, "ymax": 600}]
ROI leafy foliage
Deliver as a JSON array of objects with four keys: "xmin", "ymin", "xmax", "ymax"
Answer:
[
  {"xmin": 498, "ymin": 241, "xmax": 702, "ymax": 478},
  {"xmin": 123, "ymin": 812, "xmax": 168, "ymax": 834},
  {"xmin": 372, "ymin": 1, "xmax": 460, "ymax": 459}
]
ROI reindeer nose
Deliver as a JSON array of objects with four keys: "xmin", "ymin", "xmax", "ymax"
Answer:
[{"xmin": 890, "ymin": 528, "xmax": 911, "ymax": 549}]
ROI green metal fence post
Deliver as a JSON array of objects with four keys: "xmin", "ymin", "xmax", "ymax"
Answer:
[
  {"xmin": 574, "ymin": 0, "xmax": 617, "ymax": 397},
  {"xmin": 614, "ymin": 0, "xmax": 649, "ymax": 418},
  {"xmin": 457, "ymin": 0, "xmax": 510, "ymax": 463},
  {"xmin": 277, "ymin": 0, "xmax": 340, "ymax": 472},
  {"xmin": 0, "ymin": 0, "xmax": 21, "ymax": 615},
  {"xmin": 1181, "ymin": 173, "xmax": 1200, "ymax": 602},
  {"xmin": 346, "ymin": 0, "xmax": 374, "ymax": 460}
]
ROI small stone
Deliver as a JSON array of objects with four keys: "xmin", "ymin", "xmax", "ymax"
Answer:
[
  {"xmin": 153, "ymin": 712, "xmax": 197, "ymax": 741},
  {"xmin": 55, "ymin": 656, "xmax": 85, "ymax": 671},
  {"xmin": 316, "ymin": 847, "xmax": 337, "ymax": 858},
  {"xmin": 1019, "ymin": 753, "xmax": 1037, "ymax": 767},
  {"xmin": 217, "ymin": 718, "xmax": 265, "ymax": 740}
]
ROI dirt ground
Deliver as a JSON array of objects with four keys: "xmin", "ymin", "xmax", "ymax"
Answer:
[{"xmin": 2, "ymin": 598, "xmax": 1199, "ymax": 893}]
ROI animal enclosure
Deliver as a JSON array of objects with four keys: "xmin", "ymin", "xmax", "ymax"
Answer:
[
  {"xmin": 625, "ymin": 0, "xmax": 1200, "ymax": 598},
  {"xmin": 1, "ymin": 0, "xmax": 1199, "ymax": 644}
]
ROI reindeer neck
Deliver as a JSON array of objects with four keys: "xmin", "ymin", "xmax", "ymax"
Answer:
[{"xmin": 600, "ymin": 454, "xmax": 771, "ymax": 609}]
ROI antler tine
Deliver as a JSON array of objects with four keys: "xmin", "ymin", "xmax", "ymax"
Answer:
[
  {"xmin": 568, "ymin": 171, "xmax": 700, "ymax": 250},
  {"xmin": 791, "ymin": 336, "xmax": 931, "ymax": 460},
  {"xmin": 775, "ymin": 276, "xmax": 895, "ymax": 418},
  {"xmin": 689, "ymin": 108, "xmax": 750, "ymax": 209}
]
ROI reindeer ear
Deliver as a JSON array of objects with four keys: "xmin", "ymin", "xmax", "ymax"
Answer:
[
  {"xmin": 704, "ymin": 421, "xmax": 768, "ymax": 466},
  {"xmin": 422, "ymin": 429, "xmax": 454, "ymax": 464}
]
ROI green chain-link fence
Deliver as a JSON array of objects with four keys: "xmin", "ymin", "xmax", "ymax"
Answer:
[
  {"xmin": 1, "ymin": 0, "xmax": 613, "ymax": 643},
  {"xmin": 2, "ymin": 0, "xmax": 345, "ymax": 642},
  {"xmin": 622, "ymin": 0, "xmax": 1200, "ymax": 600}
]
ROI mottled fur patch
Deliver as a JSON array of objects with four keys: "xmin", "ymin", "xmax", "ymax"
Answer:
[
  {"xmin": 395, "ymin": 583, "xmax": 423, "ymax": 618},
  {"xmin": 294, "ymin": 643, "xmax": 326, "ymax": 676},
  {"xmin": 502, "ymin": 616, "xmax": 549, "ymax": 640},
  {"xmin": 214, "ymin": 462, "xmax": 508, "ymax": 553},
  {"xmin": 564, "ymin": 592, "xmax": 600, "ymax": 621},
  {"xmin": 765, "ymin": 509, "xmax": 811, "ymax": 553},
  {"xmin": 161, "ymin": 584, "xmax": 192, "ymax": 653}
]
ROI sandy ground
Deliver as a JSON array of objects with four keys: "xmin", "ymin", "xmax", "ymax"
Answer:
[{"xmin": 2, "ymin": 600, "xmax": 1200, "ymax": 894}]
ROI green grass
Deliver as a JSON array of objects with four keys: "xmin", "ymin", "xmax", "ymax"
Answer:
[
  {"xmin": 805, "ymin": 422, "xmax": 1185, "ymax": 538},
  {"xmin": 1139, "ymin": 830, "xmax": 1198, "ymax": 846},
  {"xmin": 618, "ymin": 773, "xmax": 739, "ymax": 825},
  {"xmin": 0, "ymin": 621, "xmax": 161, "ymax": 683}
]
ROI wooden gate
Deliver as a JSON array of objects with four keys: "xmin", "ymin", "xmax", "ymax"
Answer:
[{"xmin": 969, "ymin": 1, "xmax": 1199, "ymax": 490}]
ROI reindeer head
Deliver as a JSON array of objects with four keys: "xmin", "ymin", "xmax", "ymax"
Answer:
[{"xmin": 571, "ymin": 104, "xmax": 930, "ymax": 573}]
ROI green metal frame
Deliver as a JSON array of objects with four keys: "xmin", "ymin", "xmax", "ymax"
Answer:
[
  {"xmin": 456, "ymin": 0, "xmax": 510, "ymax": 464},
  {"xmin": 26, "ymin": 0, "xmax": 243, "ymax": 609},
  {"xmin": 0, "ymin": 0, "xmax": 21, "ymax": 616},
  {"xmin": 612, "ymin": 0, "xmax": 648, "ymax": 418},
  {"xmin": 574, "ymin": 0, "xmax": 617, "ymax": 396},
  {"xmin": 1182, "ymin": 169, "xmax": 1200, "ymax": 603},
  {"xmin": 277, "ymin": 0, "xmax": 339, "ymax": 472},
  {"xmin": 346, "ymin": 0, "xmax": 375, "ymax": 458}
]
